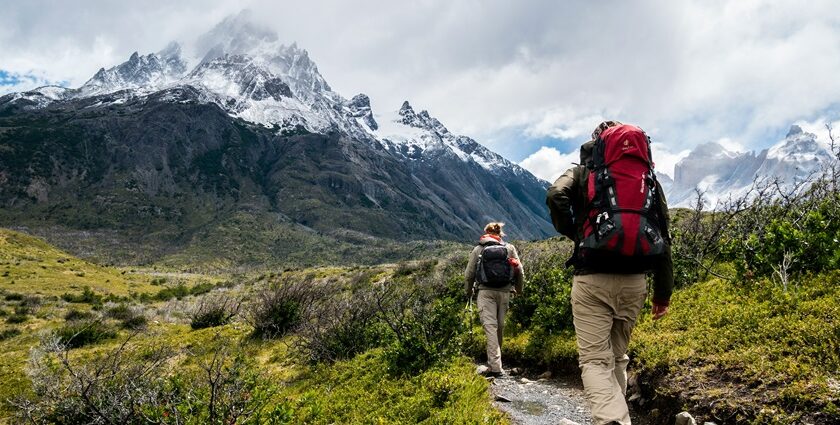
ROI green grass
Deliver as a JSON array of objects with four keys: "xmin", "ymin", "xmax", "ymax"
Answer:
[
  {"xmin": 276, "ymin": 349, "xmax": 508, "ymax": 424},
  {"xmin": 0, "ymin": 228, "xmax": 159, "ymax": 296},
  {"xmin": 630, "ymin": 272, "xmax": 840, "ymax": 424}
]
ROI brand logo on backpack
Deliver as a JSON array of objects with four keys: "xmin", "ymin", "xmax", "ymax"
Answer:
[
  {"xmin": 579, "ymin": 124, "xmax": 666, "ymax": 264},
  {"xmin": 476, "ymin": 243, "xmax": 514, "ymax": 288}
]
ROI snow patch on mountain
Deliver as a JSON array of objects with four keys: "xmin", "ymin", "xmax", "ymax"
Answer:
[{"xmin": 668, "ymin": 125, "xmax": 837, "ymax": 208}]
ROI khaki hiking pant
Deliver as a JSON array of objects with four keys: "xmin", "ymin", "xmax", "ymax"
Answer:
[
  {"xmin": 477, "ymin": 289, "xmax": 510, "ymax": 373},
  {"xmin": 572, "ymin": 273, "xmax": 647, "ymax": 425}
]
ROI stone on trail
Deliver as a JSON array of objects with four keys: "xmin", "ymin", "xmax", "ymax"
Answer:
[
  {"xmin": 537, "ymin": 371, "xmax": 553, "ymax": 380},
  {"xmin": 476, "ymin": 365, "xmax": 490, "ymax": 375},
  {"xmin": 494, "ymin": 394, "xmax": 512, "ymax": 402},
  {"xmin": 676, "ymin": 411, "xmax": 698, "ymax": 425},
  {"xmin": 557, "ymin": 419, "xmax": 581, "ymax": 425}
]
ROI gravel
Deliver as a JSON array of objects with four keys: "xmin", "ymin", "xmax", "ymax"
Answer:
[{"xmin": 489, "ymin": 373, "xmax": 593, "ymax": 425}]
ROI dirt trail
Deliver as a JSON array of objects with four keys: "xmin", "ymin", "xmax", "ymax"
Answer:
[
  {"xmin": 489, "ymin": 373, "xmax": 592, "ymax": 425},
  {"xmin": 489, "ymin": 372, "xmax": 650, "ymax": 425}
]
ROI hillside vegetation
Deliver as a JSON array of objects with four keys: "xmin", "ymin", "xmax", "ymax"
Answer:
[{"xmin": 1, "ymin": 158, "xmax": 839, "ymax": 424}]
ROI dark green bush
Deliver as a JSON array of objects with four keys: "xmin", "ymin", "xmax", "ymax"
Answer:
[
  {"xmin": 722, "ymin": 194, "xmax": 840, "ymax": 281},
  {"xmin": 152, "ymin": 283, "xmax": 191, "ymax": 301},
  {"xmin": 54, "ymin": 320, "xmax": 117, "ymax": 349},
  {"xmin": 4, "ymin": 292, "xmax": 24, "ymax": 301},
  {"xmin": 0, "ymin": 327, "xmax": 21, "ymax": 341},
  {"xmin": 61, "ymin": 286, "xmax": 102, "ymax": 304},
  {"xmin": 507, "ymin": 242, "xmax": 574, "ymax": 333},
  {"xmin": 63, "ymin": 309, "xmax": 94, "ymax": 321},
  {"xmin": 105, "ymin": 304, "xmax": 132, "ymax": 320},
  {"xmin": 188, "ymin": 282, "xmax": 215, "ymax": 296},
  {"xmin": 6, "ymin": 306, "xmax": 30, "ymax": 324},
  {"xmin": 120, "ymin": 315, "xmax": 147, "ymax": 330},
  {"xmin": 382, "ymin": 295, "xmax": 464, "ymax": 375},
  {"xmin": 247, "ymin": 279, "xmax": 320, "ymax": 339},
  {"xmin": 297, "ymin": 289, "xmax": 390, "ymax": 363},
  {"xmin": 190, "ymin": 295, "xmax": 238, "ymax": 330}
]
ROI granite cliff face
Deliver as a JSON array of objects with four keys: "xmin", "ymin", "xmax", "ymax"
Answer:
[{"xmin": 0, "ymin": 11, "xmax": 553, "ymax": 265}]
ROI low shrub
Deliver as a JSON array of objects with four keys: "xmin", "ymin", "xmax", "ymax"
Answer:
[
  {"xmin": 247, "ymin": 278, "xmax": 323, "ymax": 339},
  {"xmin": 61, "ymin": 286, "xmax": 102, "ymax": 304},
  {"xmin": 54, "ymin": 320, "xmax": 117, "ymax": 349},
  {"xmin": 13, "ymin": 334, "xmax": 274, "ymax": 424},
  {"xmin": 374, "ymin": 274, "xmax": 465, "ymax": 375},
  {"xmin": 6, "ymin": 306, "xmax": 30, "ymax": 324},
  {"xmin": 190, "ymin": 294, "xmax": 239, "ymax": 330},
  {"xmin": 63, "ymin": 309, "xmax": 94, "ymax": 322},
  {"xmin": 297, "ymin": 288, "xmax": 389, "ymax": 363},
  {"xmin": 4, "ymin": 292, "xmax": 24, "ymax": 301},
  {"xmin": 119, "ymin": 314, "xmax": 147, "ymax": 330},
  {"xmin": 104, "ymin": 304, "xmax": 133, "ymax": 320},
  {"xmin": 508, "ymin": 241, "xmax": 574, "ymax": 333},
  {"xmin": 0, "ymin": 327, "xmax": 21, "ymax": 341}
]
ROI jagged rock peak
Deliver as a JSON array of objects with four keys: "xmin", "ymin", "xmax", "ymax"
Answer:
[
  {"xmin": 399, "ymin": 100, "xmax": 414, "ymax": 114},
  {"xmin": 348, "ymin": 93, "xmax": 371, "ymax": 108},
  {"xmin": 396, "ymin": 101, "xmax": 449, "ymax": 135},
  {"xmin": 79, "ymin": 47, "xmax": 187, "ymax": 96},
  {"xmin": 786, "ymin": 124, "xmax": 804, "ymax": 138},
  {"xmin": 345, "ymin": 94, "xmax": 377, "ymax": 130}
]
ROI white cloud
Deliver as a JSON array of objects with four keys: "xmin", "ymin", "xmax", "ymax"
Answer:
[
  {"xmin": 650, "ymin": 143, "xmax": 690, "ymax": 178},
  {"xmin": 519, "ymin": 146, "xmax": 579, "ymax": 183},
  {"xmin": 794, "ymin": 117, "xmax": 840, "ymax": 150},
  {"xmin": 2, "ymin": 0, "xmax": 840, "ymax": 162},
  {"xmin": 521, "ymin": 141, "xmax": 691, "ymax": 182}
]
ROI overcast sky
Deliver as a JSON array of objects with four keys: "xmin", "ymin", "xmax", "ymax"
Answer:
[{"xmin": 2, "ymin": 0, "xmax": 839, "ymax": 181}]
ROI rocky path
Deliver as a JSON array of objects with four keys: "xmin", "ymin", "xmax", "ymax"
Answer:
[
  {"xmin": 487, "ymin": 370, "xmax": 651, "ymax": 425},
  {"xmin": 489, "ymin": 372, "xmax": 593, "ymax": 425}
]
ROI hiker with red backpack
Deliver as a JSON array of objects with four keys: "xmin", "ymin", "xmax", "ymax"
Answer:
[
  {"xmin": 547, "ymin": 121, "xmax": 673, "ymax": 425},
  {"xmin": 464, "ymin": 222, "xmax": 524, "ymax": 377}
]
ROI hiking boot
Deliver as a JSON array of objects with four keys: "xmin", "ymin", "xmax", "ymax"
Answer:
[{"xmin": 483, "ymin": 369, "xmax": 506, "ymax": 379}]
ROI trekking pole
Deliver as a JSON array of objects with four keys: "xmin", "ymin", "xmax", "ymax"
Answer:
[{"xmin": 465, "ymin": 282, "xmax": 477, "ymax": 335}]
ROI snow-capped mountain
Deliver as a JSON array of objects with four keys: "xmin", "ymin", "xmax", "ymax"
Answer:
[
  {"xmin": 2, "ymin": 10, "xmax": 543, "ymax": 194},
  {"xmin": 667, "ymin": 125, "xmax": 836, "ymax": 207},
  {"xmin": 0, "ymin": 9, "xmax": 554, "ymax": 256},
  {"xmin": 79, "ymin": 42, "xmax": 187, "ymax": 97}
]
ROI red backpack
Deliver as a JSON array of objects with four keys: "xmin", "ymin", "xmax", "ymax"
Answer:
[{"xmin": 579, "ymin": 124, "xmax": 666, "ymax": 262}]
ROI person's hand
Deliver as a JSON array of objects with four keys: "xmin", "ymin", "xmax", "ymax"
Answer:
[{"xmin": 652, "ymin": 303, "xmax": 669, "ymax": 320}]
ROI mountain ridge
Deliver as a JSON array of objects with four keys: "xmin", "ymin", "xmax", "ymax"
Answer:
[{"xmin": 0, "ymin": 11, "xmax": 553, "ymax": 266}]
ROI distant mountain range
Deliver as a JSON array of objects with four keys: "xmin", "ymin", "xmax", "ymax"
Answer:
[
  {"xmin": 662, "ymin": 125, "xmax": 836, "ymax": 207},
  {"xmin": 0, "ymin": 11, "xmax": 552, "ymax": 266}
]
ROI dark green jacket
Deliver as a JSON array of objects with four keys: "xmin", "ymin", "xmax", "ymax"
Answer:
[{"xmin": 545, "ymin": 141, "xmax": 674, "ymax": 306}]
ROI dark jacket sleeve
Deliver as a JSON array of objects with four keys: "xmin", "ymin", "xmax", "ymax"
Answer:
[
  {"xmin": 464, "ymin": 245, "xmax": 481, "ymax": 298},
  {"xmin": 652, "ymin": 179, "xmax": 674, "ymax": 306},
  {"xmin": 546, "ymin": 167, "xmax": 580, "ymax": 240}
]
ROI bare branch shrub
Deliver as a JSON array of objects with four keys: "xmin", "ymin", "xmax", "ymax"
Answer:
[
  {"xmin": 246, "ymin": 275, "xmax": 325, "ymax": 339},
  {"xmin": 11, "ymin": 332, "xmax": 175, "ymax": 424},
  {"xmin": 10, "ymin": 332, "xmax": 274, "ymax": 424},
  {"xmin": 295, "ymin": 286, "xmax": 386, "ymax": 363},
  {"xmin": 190, "ymin": 292, "xmax": 241, "ymax": 330}
]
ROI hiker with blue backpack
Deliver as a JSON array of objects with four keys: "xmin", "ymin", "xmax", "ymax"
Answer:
[
  {"xmin": 547, "ymin": 121, "xmax": 674, "ymax": 425},
  {"xmin": 464, "ymin": 222, "xmax": 524, "ymax": 378}
]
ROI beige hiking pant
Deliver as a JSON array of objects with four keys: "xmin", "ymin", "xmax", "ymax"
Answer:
[
  {"xmin": 572, "ymin": 273, "xmax": 647, "ymax": 425},
  {"xmin": 477, "ymin": 289, "xmax": 510, "ymax": 373}
]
